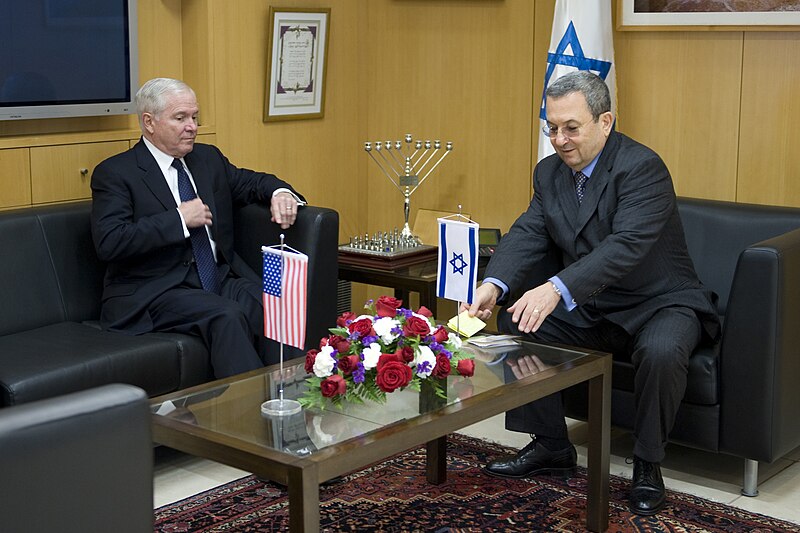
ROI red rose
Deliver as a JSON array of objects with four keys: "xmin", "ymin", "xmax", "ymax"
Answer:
[
  {"xmin": 337, "ymin": 355, "xmax": 360, "ymax": 375},
  {"xmin": 417, "ymin": 306, "xmax": 434, "ymax": 318},
  {"xmin": 327, "ymin": 335, "xmax": 351, "ymax": 354},
  {"xmin": 305, "ymin": 349, "xmax": 319, "ymax": 374},
  {"xmin": 375, "ymin": 296, "xmax": 403, "ymax": 317},
  {"xmin": 377, "ymin": 352, "xmax": 403, "ymax": 372},
  {"xmin": 403, "ymin": 316, "xmax": 431, "ymax": 338},
  {"xmin": 432, "ymin": 326, "xmax": 449, "ymax": 343},
  {"xmin": 348, "ymin": 317, "xmax": 375, "ymax": 339},
  {"xmin": 395, "ymin": 345, "xmax": 414, "ymax": 363},
  {"xmin": 433, "ymin": 353, "xmax": 451, "ymax": 379},
  {"xmin": 457, "ymin": 359, "xmax": 475, "ymax": 377},
  {"xmin": 375, "ymin": 361, "xmax": 413, "ymax": 393},
  {"xmin": 336, "ymin": 312, "xmax": 356, "ymax": 328},
  {"xmin": 320, "ymin": 375, "xmax": 347, "ymax": 398}
]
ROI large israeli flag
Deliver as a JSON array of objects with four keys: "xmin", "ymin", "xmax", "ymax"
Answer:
[
  {"xmin": 437, "ymin": 218, "xmax": 479, "ymax": 304},
  {"xmin": 537, "ymin": 0, "xmax": 617, "ymax": 162}
]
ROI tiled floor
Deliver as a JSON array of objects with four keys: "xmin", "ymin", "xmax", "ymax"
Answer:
[{"xmin": 154, "ymin": 413, "xmax": 800, "ymax": 527}]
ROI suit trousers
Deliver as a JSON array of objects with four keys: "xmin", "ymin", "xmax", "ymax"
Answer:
[
  {"xmin": 498, "ymin": 305, "xmax": 702, "ymax": 463},
  {"xmin": 148, "ymin": 266, "xmax": 265, "ymax": 379}
]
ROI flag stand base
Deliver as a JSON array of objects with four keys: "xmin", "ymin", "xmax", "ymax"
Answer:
[{"xmin": 261, "ymin": 399, "xmax": 302, "ymax": 417}]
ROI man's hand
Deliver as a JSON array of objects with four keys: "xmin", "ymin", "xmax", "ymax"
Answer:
[
  {"xmin": 462, "ymin": 283, "xmax": 501, "ymax": 321},
  {"xmin": 508, "ymin": 354, "xmax": 549, "ymax": 380},
  {"xmin": 179, "ymin": 198, "xmax": 213, "ymax": 228},
  {"xmin": 506, "ymin": 282, "xmax": 561, "ymax": 334},
  {"xmin": 270, "ymin": 192, "xmax": 300, "ymax": 229}
]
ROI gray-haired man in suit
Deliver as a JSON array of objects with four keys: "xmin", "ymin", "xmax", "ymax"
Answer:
[
  {"xmin": 91, "ymin": 78, "xmax": 305, "ymax": 379},
  {"xmin": 466, "ymin": 71, "xmax": 720, "ymax": 516}
]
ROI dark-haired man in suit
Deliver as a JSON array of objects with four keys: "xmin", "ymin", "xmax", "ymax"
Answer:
[
  {"xmin": 466, "ymin": 70, "xmax": 719, "ymax": 515},
  {"xmin": 91, "ymin": 77, "xmax": 304, "ymax": 378}
]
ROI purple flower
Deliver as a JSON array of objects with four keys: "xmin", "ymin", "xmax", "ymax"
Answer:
[
  {"xmin": 416, "ymin": 361, "xmax": 433, "ymax": 375},
  {"xmin": 353, "ymin": 362, "xmax": 366, "ymax": 384},
  {"xmin": 362, "ymin": 335, "xmax": 378, "ymax": 345},
  {"xmin": 440, "ymin": 348, "xmax": 452, "ymax": 359},
  {"xmin": 401, "ymin": 308, "xmax": 413, "ymax": 319},
  {"xmin": 391, "ymin": 326, "xmax": 403, "ymax": 336},
  {"xmin": 428, "ymin": 341, "xmax": 443, "ymax": 352}
]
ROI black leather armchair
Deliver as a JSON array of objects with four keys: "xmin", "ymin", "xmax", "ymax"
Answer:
[
  {"xmin": 235, "ymin": 203, "xmax": 339, "ymax": 359},
  {"xmin": 0, "ymin": 200, "xmax": 339, "ymax": 407},
  {"xmin": 502, "ymin": 197, "xmax": 800, "ymax": 496},
  {"xmin": 0, "ymin": 384, "xmax": 153, "ymax": 533}
]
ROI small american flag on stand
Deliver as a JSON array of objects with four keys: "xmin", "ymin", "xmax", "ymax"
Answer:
[{"xmin": 262, "ymin": 245, "xmax": 308, "ymax": 350}]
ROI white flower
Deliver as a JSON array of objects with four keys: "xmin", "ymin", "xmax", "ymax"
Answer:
[
  {"xmin": 352, "ymin": 314, "xmax": 374, "ymax": 324},
  {"xmin": 361, "ymin": 342, "xmax": 382, "ymax": 370},
  {"xmin": 446, "ymin": 332, "xmax": 463, "ymax": 350},
  {"xmin": 414, "ymin": 345, "xmax": 437, "ymax": 378},
  {"xmin": 373, "ymin": 316, "xmax": 400, "ymax": 344},
  {"xmin": 312, "ymin": 345, "xmax": 336, "ymax": 377}
]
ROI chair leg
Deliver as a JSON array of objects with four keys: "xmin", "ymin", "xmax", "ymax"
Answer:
[{"xmin": 741, "ymin": 458, "xmax": 759, "ymax": 497}]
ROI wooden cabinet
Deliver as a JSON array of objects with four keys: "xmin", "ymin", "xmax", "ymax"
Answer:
[
  {"xmin": 30, "ymin": 141, "xmax": 129, "ymax": 204},
  {"xmin": 0, "ymin": 149, "xmax": 32, "ymax": 209}
]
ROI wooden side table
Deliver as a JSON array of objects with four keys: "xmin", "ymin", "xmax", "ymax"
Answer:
[{"xmin": 337, "ymin": 257, "xmax": 440, "ymax": 314}]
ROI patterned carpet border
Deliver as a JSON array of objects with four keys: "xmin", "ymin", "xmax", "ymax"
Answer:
[{"xmin": 154, "ymin": 433, "xmax": 800, "ymax": 532}]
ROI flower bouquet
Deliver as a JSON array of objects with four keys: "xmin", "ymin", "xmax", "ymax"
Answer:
[{"xmin": 298, "ymin": 296, "xmax": 475, "ymax": 410}]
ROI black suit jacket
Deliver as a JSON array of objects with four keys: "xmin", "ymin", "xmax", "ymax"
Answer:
[
  {"xmin": 485, "ymin": 131, "xmax": 719, "ymax": 340},
  {"xmin": 91, "ymin": 140, "xmax": 301, "ymax": 334}
]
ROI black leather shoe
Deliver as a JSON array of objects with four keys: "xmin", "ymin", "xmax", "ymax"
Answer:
[
  {"xmin": 484, "ymin": 439, "xmax": 577, "ymax": 479},
  {"xmin": 629, "ymin": 456, "xmax": 666, "ymax": 516}
]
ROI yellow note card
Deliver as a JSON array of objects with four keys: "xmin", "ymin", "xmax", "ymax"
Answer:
[{"xmin": 447, "ymin": 310, "xmax": 486, "ymax": 338}]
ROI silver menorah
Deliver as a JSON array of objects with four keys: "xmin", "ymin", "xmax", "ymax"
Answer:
[{"xmin": 364, "ymin": 134, "xmax": 453, "ymax": 238}]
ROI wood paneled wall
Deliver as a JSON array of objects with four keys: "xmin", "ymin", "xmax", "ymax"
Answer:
[
  {"xmin": 1, "ymin": 0, "xmax": 799, "ymax": 244},
  {"xmin": 201, "ymin": 0, "xmax": 800, "ymax": 240}
]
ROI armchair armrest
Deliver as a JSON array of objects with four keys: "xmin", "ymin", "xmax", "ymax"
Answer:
[
  {"xmin": 719, "ymin": 227, "xmax": 800, "ymax": 462},
  {"xmin": 234, "ymin": 204, "xmax": 340, "ymax": 351}
]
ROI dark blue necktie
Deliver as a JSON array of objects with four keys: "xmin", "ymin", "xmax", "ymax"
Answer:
[
  {"xmin": 574, "ymin": 171, "xmax": 588, "ymax": 205},
  {"xmin": 172, "ymin": 158, "xmax": 221, "ymax": 294}
]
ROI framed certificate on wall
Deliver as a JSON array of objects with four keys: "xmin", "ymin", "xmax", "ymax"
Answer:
[{"xmin": 264, "ymin": 7, "xmax": 331, "ymax": 121}]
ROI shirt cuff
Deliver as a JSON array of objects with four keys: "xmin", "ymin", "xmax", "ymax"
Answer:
[
  {"xmin": 549, "ymin": 276, "xmax": 577, "ymax": 311},
  {"xmin": 481, "ymin": 277, "xmax": 509, "ymax": 303},
  {"xmin": 272, "ymin": 188, "xmax": 306, "ymax": 206}
]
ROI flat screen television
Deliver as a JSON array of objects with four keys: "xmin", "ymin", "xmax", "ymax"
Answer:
[{"xmin": 0, "ymin": 0, "xmax": 138, "ymax": 121}]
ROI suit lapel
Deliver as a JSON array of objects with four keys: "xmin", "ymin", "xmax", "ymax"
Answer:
[
  {"xmin": 134, "ymin": 141, "xmax": 177, "ymax": 210},
  {"xmin": 574, "ymin": 132, "xmax": 620, "ymax": 234},
  {"xmin": 184, "ymin": 150, "xmax": 218, "ymax": 238},
  {"xmin": 554, "ymin": 162, "xmax": 580, "ymax": 233}
]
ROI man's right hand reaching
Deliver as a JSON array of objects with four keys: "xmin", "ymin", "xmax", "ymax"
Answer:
[
  {"xmin": 462, "ymin": 282, "xmax": 502, "ymax": 321},
  {"xmin": 179, "ymin": 198, "xmax": 213, "ymax": 228}
]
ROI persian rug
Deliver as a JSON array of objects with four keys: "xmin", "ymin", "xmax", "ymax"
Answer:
[{"xmin": 154, "ymin": 433, "xmax": 799, "ymax": 532}]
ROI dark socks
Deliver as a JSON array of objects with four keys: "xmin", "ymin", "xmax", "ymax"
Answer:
[{"xmin": 535, "ymin": 434, "xmax": 571, "ymax": 451}]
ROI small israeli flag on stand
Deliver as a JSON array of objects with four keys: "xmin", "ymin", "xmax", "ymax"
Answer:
[{"xmin": 437, "ymin": 217, "xmax": 479, "ymax": 303}]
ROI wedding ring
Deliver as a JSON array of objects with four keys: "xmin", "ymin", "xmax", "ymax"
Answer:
[{"xmin": 533, "ymin": 309, "xmax": 541, "ymax": 313}]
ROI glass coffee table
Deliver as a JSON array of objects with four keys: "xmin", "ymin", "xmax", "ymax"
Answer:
[{"xmin": 151, "ymin": 339, "xmax": 611, "ymax": 532}]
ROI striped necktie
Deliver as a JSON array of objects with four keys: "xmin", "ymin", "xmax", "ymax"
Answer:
[{"xmin": 172, "ymin": 158, "xmax": 222, "ymax": 294}]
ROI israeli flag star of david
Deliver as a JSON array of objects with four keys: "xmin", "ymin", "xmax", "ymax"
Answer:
[
  {"xmin": 538, "ymin": 0, "xmax": 617, "ymax": 162},
  {"xmin": 437, "ymin": 217, "xmax": 479, "ymax": 304}
]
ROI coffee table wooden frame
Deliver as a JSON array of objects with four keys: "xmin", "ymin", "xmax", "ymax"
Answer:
[{"xmin": 151, "ymin": 346, "xmax": 611, "ymax": 532}]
